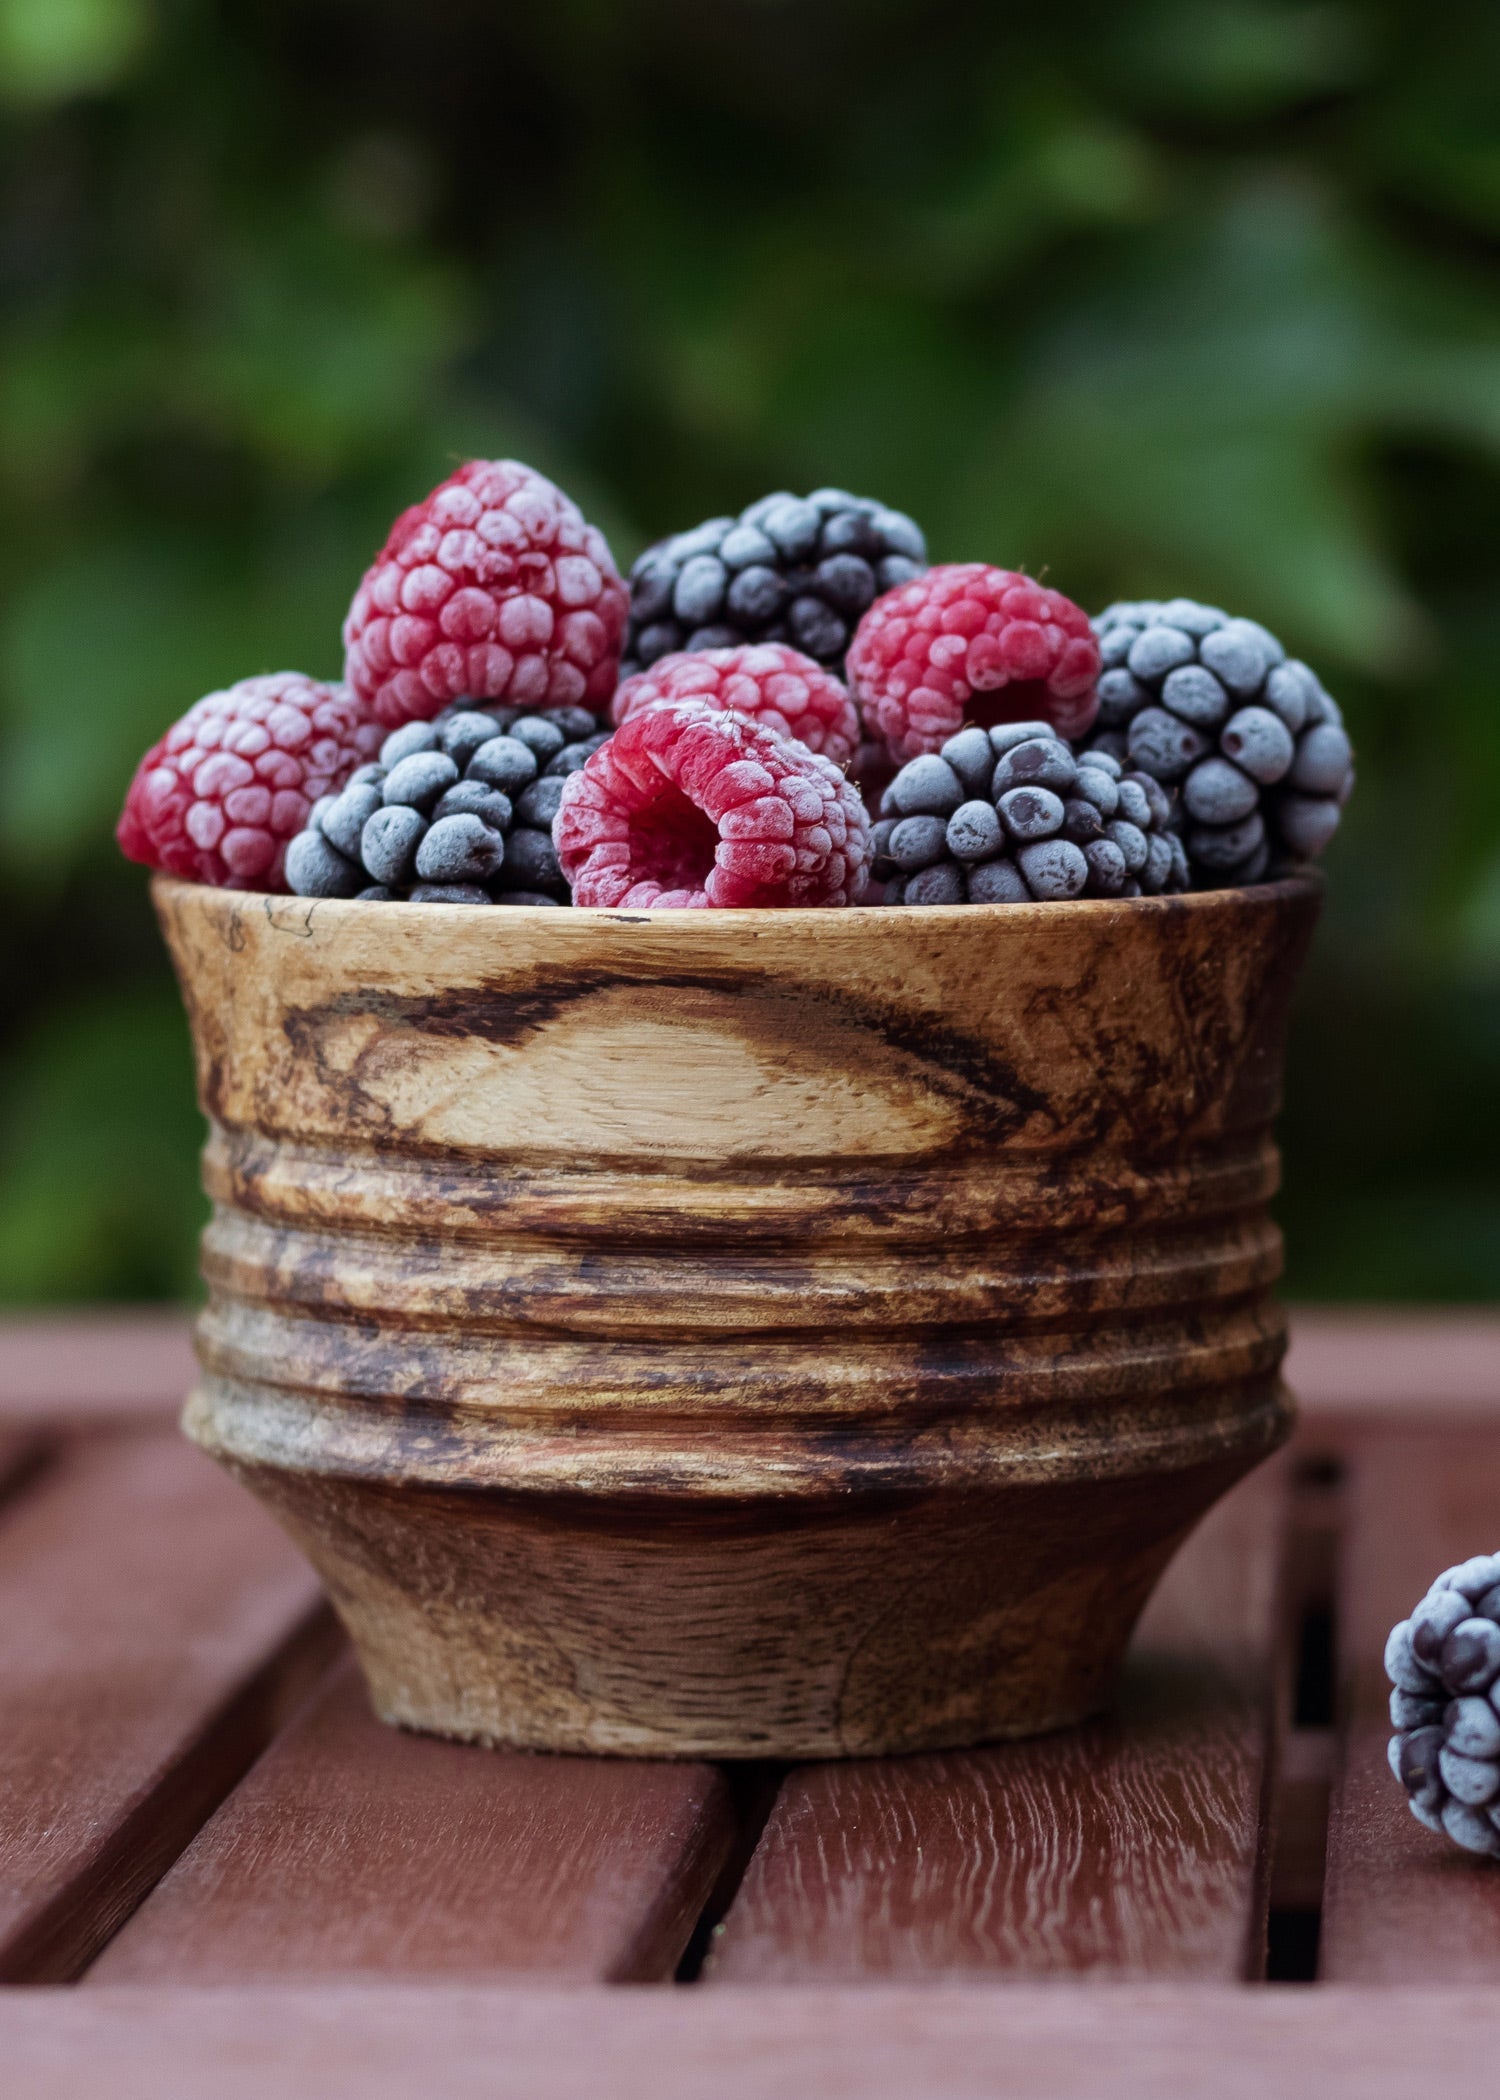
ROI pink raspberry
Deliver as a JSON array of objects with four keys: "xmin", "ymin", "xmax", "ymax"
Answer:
[
  {"xmin": 342, "ymin": 458, "xmax": 628, "ymax": 727},
  {"xmin": 554, "ymin": 702, "xmax": 871, "ymax": 909},
  {"xmin": 847, "ymin": 563, "xmax": 1100, "ymax": 762},
  {"xmin": 610, "ymin": 643, "xmax": 860, "ymax": 768},
  {"xmin": 117, "ymin": 673, "xmax": 382, "ymax": 890}
]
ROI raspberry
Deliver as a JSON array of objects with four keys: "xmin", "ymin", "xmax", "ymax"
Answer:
[
  {"xmin": 847, "ymin": 564, "xmax": 1100, "ymax": 763},
  {"xmin": 623, "ymin": 488, "xmax": 927, "ymax": 680},
  {"xmin": 117, "ymin": 673, "xmax": 382, "ymax": 891},
  {"xmin": 610, "ymin": 644, "xmax": 861, "ymax": 768},
  {"xmin": 342, "ymin": 459, "xmax": 628, "ymax": 728},
  {"xmin": 1085, "ymin": 599, "xmax": 1354, "ymax": 886},
  {"xmin": 286, "ymin": 701, "xmax": 606, "ymax": 904},
  {"xmin": 554, "ymin": 702, "xmax": 871, "ymax": 910}
]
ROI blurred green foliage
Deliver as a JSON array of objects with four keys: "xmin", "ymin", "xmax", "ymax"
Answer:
[{"xmin": 2, "ymin": 0, "xmax": 1499, "ymax": 1302}]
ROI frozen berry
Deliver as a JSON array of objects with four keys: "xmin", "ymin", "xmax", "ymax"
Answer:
[
  {"xmin": 1387, "ymin": 1552, "xmax": 1500, "ymax": 1856},
  {"xmin": 883, "ymin": 723, "xmax": 1185, "ymax": 906},
  {"xmin": 342, "ymin": 458, "xmax": 628, "ymax": 727},
  {"xmin": 611, "ymin": 643, "xmax": 860, "ymax": 768},
  {"xmin": 554, "ymin": 700, "xmax": 871, "ymax": 909},
  {"xmin": 1082, "ymin": 600, "xmax": 1353, "ymax": 887},
  {"xmin": 285, "ymin": 699, "xmax": 606, "ymax": 904},
  {"xmin": 847, "ymin": 564, "xmax": 1100, "ymax": 764},
  {"xmin": 117, "ymin": 673, "xmax": 383, "ymax": 891},
  {"xmin": 622, "ymin": 490, "xmax": 927, "ymax": 680}
]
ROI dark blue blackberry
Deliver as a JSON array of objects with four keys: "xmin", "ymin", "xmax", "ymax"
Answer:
[
  {"xmin": 873, "ymin": 722, "xmax": 1187, "ymax": 907},
  {"xmin": 285, "ymin": 701, "xmax": 606, "ymax": 905},
  {"xmin": 1387, "ymin": 1553, "xmax": 1500, "ymax": 1857},
  {"xmin": 622, "ymin": 489, "xmax": 928, "ymax": 680},
  {"xmin": 1084, "ymin": 600, "xmax": 1354, "ymax": 887}
]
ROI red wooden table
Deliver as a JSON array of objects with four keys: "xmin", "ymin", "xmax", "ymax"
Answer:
[{"xmin": 2, "ymin": 1307, "xmax": 1499, "ymax": 2096}]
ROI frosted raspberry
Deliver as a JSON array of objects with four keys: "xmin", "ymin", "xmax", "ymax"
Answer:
[
  {"xmin": 117, "ymin": 673, "xmax": 382, "ymax": 890},
  {"xmin": 554, "ymin": 702, "xmax": 871, "ymax": 909},
  {"xmin": 610, "ymin": 643, "xmax": 860, "ymax": 768},
  {"xmin": 847, "ymin": 564, "xmax": 1100, "ymax": 763},
  {"xmin": 342, "ymin": 458, "xmax": 628, "ymax": 727}
]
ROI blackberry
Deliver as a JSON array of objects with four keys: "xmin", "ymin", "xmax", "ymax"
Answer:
[
  {"xmin": 285, "ymin": 701, "xmax": 606, "ymax": 905},
  {"xmin": 1387, "ymin": 1554, "xmax": 1500, "ymax": 1858},
  {"xmin": 1085, "ymin": 599, "xmax": 1354, "ymax": 887},
  {"xmin": 874, "ymin": 722, "xmax": 1188, "ymax": 907},
  {"xmin": 622, "ymin": 489, "xmax": 927, "ymax": 680}
]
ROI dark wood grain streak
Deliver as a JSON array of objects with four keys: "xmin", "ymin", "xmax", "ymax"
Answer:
[
  {"xmin": 0, "ymin": 1433, "xmax": 332, "ymax": 1982},
  {"xmin": 90, "ymin": 1656, "xmax": 735, "ymax": 1983},
  {"xmin": 707, "ymin": 1459, "xmax": 1284, "ymax": 1981},
  {"xmin": 1320, "ymin": 1430, "xmax": 1500, "ymax": 1980},
  {"xmin": 12, "ymin": 1985, "xmax": 1500, "ymax": 2100}
]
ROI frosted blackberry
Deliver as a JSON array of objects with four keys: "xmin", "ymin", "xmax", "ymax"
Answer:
[
  {"xmin": 1084, "ymin": 599, "xmax": 1354, "ymax": 887},
  {"xmin": 285, "ymin": 700, "xmax": 606, "ymax": 905},
  {"xmin": 623, "ymin": 489, "xmax": 927, "ymax": 680},
  {"xmin": 1386, "ymin": 1553, "xmax": 1500, "ymax": 1858},
  {"xmin": 874, "ymin": 722, "xmax": 1188, "ymax": 907}
]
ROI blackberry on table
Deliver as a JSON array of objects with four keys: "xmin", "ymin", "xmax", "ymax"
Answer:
[
  {"xmin": 1084, "ymin": 599, "xmax": 1354, "ymax": 887},
  {"xmin": 622, "ymin": 489, "xmax": 927, "ymax": 680},
  {"xmin": 285, "ymin": 700, "xmax": 604, "ymax": 905},
  {"xmin": 874, "ymin": 722, "xmax": 1188, "ymax": 906},
  {"xmin": 1386, "ymin": 1553, "xmax": 1500, "ymax": 1857}
]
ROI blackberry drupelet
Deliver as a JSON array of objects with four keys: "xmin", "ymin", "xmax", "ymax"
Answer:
[
  {"xmin": 1387, "ymin": 1553, "xmax": 1500, "ymax": 1858},
  {"xmin": 622, "ymin": 489, "xmax": 927, "ymax": 680},
  {"xmin": 873, "ymin": 722, "xmax": 1188, "ymax": 906},
  {"xmin": 285, "ymin": 701, "xmax": 607, "ymax": 905},
  {"xmin": 1084, "ymin": 599, "xmax": 1354, "ymax": 887}
]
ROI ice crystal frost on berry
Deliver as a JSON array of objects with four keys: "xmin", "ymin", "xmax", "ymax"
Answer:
[
  {"xmin": 117, "ymin": 673, "xmax": 383, "ymax": 891},
  {"xmin": 342, "ymin": 459, "xmax": 628, "ymax": 728}
]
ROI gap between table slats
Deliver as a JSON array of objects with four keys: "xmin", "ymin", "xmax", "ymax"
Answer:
[
  {"xmin": 1320, "ymin": 1427, "xmax": 1500, "ymax": 1980},
  {"xmin": 0, "ymin": 1432, "xmax": 336, "ymax": 1982},
  {"xmin": 89, "ymin": 1655, "xmax": 738, "ymax": 1984},
  {"xmin": 0, "ymin": 1432, "xmax": 47, "ymax": 1507},
  {"xmin": 705, "ymin": 1456, "xmax": 1287, "ymax": 1982}
]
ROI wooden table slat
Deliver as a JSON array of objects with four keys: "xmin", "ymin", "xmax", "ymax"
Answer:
[
  {"xmin": 0, "ymin": 1312, "xmax": 195, "ymax": 1429},
  {"xmin": 1284, "ymin": 1309, "xmax": 1500, "ymax": 1423},
  {"xmin": 90, "ymin": 1655, "xmax": 736, "ymax": 1984},
  {"xmin": 15, "ymin": 1983, "xmax": 1500, "ymax": 2100},
  {"xmin": 1319, "ymin": 1428, "xmax": 1500, "ymax": 1981},
  {"xmin": 707, "ymin": 1458, "xmax": 1286, "ymax": 1982},
  {"xmin": 0, "ymin": 1432, "xmax": 331, "ymax": 1982}
]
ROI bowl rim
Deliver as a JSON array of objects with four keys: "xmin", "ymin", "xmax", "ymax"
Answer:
[{"xmin": 152, "ymin": 866, "xmax": 1324, "ymax": 930}]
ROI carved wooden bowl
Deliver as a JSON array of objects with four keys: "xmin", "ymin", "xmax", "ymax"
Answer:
[{"xmin": 155, "ymin": 871, "xmax": 1319, "ymax": 1758}]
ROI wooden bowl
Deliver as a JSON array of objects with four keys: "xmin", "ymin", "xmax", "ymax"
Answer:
[{"xmin": 155, "ymin": 872, "xmax": 1319, "ymax": 1758}]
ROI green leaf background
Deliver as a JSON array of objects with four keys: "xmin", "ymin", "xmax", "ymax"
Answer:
[{"xmin": 2, "ymin": 0, "xmax": 1498, "ymax": 1302}]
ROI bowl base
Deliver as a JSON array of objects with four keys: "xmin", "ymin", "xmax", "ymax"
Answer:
[{"xmin": 204, "ymin": 1438, "xmax": 1284, "ymax": 1760}]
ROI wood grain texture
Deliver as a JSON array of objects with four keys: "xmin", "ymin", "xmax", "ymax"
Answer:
[
  {"xmin": 90, "ymin": 1655, "xmax": 733, "ymax": 1982},
  {"xmin": 707, "ymin": 1458, "xmax": 1283, "ymax": 1980},
  {"xmin": 12, "ymin": 1986, "xmax": 1500, "ymax": 2100},
  {"xmin": 156, "ymin": 875, "xmax": 1317, "ymax": 1757},
  {"xmin": 1320, "ymin": 1429, "xmax": 1500, "ymax": 1980},
  {"xmin": 0, "ymin": 1432, "xmax": 331, "ymax": 1982},
  {"xmin": 0, "ymin": 1310, "xmax": 195, "ymax": 1427},
  {"xmin": 1286, "ymin": 1308, "xmax": 1500, "ymax": 1426}
]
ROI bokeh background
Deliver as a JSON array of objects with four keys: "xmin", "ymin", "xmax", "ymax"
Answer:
[{"xmin": 2, "ymin": 0, "xmax": 1498, "ymax": 1305}]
